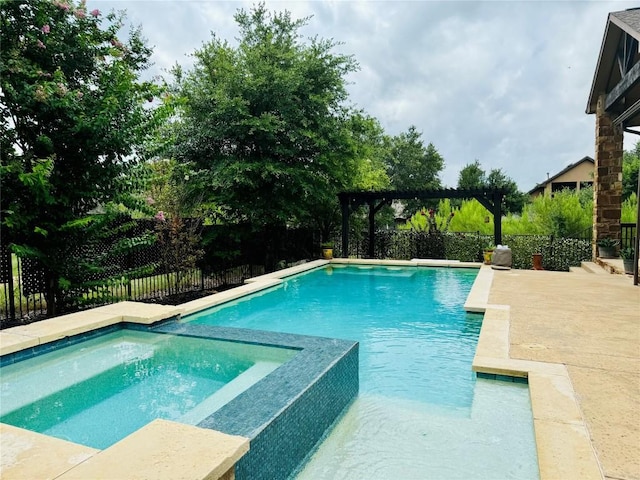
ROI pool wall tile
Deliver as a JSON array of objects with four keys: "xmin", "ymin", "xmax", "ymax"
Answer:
[
  {"xmin": 234, "ymin": 345, "xmax": 358, "ymax": 480},
  {"xmin": 154, "ymin": 322, "xmax": 359, "ymax": 480},
  {"xmin": 245, "ymin": 260, "xmax": 328, "ymax": 283},
  {"xmin": 178, "ymin": 280, "xmax": 284, "ymax": 316}
]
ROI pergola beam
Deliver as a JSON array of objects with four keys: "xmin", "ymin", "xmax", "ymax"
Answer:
[
  {"xmin": 605, "ymin": 60, "xmax": 640, "ymax": 111},
  {"xmin": 338, "ymin": 189, "xmax": 507, "ymax": 258}
]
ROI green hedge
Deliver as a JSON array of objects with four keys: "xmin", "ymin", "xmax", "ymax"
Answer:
[{"xmin": 361, "ymin": 231, "xmax": 591, "ymax": 271}]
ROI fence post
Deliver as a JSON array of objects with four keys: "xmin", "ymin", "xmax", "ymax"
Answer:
[{"xmin": 5, "ymin": 249, "xmax": 16, "ymax": 323}]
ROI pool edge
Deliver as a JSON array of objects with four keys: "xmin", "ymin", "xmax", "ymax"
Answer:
[
  {"xmin": 466, "ymin": 267, "xmax": 604, "ymax": 480},
  {"xmin": 1, "ymin": 260, "xmax": 593, "ymax": 480}
]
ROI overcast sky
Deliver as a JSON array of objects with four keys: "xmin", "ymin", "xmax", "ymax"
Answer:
[{"xmin": 95, "ymin": 0, "xmax": 639, "ymax": 191}]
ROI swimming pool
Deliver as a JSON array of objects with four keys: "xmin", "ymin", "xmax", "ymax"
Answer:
[
  {"xmin": 0, "ymin": 328, "xmax": 297, "ymax": 449},
  {"xmin": 186, "ymin": 264, "xmax": 540, "ymax": 479}
]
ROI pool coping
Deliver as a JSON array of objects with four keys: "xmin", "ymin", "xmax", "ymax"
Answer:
[
  {"xmin": 0, "ymin": 259, "xmax": 601, "ymax": 480},
  {"xmin": 0, "ymin": 259, "xmax": 358, "ymax": 480},
  {"xmin": 468, "ymin": 265, "xmax": 604, "ymax": 480}
]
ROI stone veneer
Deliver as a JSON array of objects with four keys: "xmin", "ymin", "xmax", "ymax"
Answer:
[{"xmin": 593, "ymin": 93, "xmax": 623, "ymax": 259}]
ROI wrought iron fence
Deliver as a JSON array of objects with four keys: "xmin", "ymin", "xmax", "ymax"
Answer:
[
  {"xmin": 2, "ymin": 221, "xmax": 629, "ymax": 327},
  {"xmin": 565, "ymin": 223, "xmax": 635, "ymax": 250},
  {"xmin": 1, "ymin": 224, "xmax": 318, "ymax": 328},
  {"xmin": 621, "ymin": 223, "xmax": 636, "ymax": 250},
  {"xmin": 335, "ymin": 230, "xmax": 592, "ymax": 271}
]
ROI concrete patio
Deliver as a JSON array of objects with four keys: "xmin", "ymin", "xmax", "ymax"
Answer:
[{"xmin": 488, "ymin": 266, "xmax": 639, "ymax": 480}]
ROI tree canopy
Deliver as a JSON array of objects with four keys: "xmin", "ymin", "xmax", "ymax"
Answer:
[
  {"xmin": 382, "ymin": 125, "xmax": 444, "ymax": 215},
  {"xmin": 457, "ymin": 160, "xmax": 485, "ymax": 190},
  {"xmin": 457, "ymin": 160, "xmax": 526, "ymax": 214},
  {"xmin": 1, "ymin": 0, "xmax": 158, "ymax": 313},
  {"xmin": 385, "ymin": 125, "xmax": 443, "ymax": 191},
  {"xmin": 170, "ymin": 4, "xmax": 366, "ymax": 231}
]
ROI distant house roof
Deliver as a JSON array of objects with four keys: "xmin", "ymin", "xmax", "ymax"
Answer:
[
  {"xmin": 527, "ymin": 156, "xmax": 594, "ymax": 195},
  {"xmin": 586, "ymin": 8, "xmax": 640, "ymax": 127}
]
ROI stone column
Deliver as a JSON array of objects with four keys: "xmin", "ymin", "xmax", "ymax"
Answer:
[{"xmin": 593, "ymin": 94, "xmax": 623, "ymax": 259}]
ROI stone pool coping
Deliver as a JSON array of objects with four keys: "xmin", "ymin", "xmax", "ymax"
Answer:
[
  {"xmin": 1, "ymin": 419, "xmax": 248, "ymax": 480},
  {"xmin": 0, "ymin": 259, "xmax": 356, "ymax": 480},
  {"xmin": 0, "ymin": 259, "xmax": 602, "ymax": 479},
  {"xmin": 0, "ymin": 302, "xmax": 184, "ymax": 356},
  {"xmin": 468, "ymin": 265, "xmax": 603, "ymax": 480}
]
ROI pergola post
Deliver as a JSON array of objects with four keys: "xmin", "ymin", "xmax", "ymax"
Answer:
[
  {"xmin": 338, "ymin": 189, "xmax": 506, "ymax": 260},
  {"xmin": 367, "ymin": 200, "xmax": 375, "ymax": 259},
  {"xmin": 493, "ymin": 191, "xmax": 503, "ymax": 246},
  {"xmin": 340, "ymin": 195, "xmax": 350, "ymax": 258},
  {"xmin": 593, "ymin": 93, "xmax": 624, "ymax": 259}
]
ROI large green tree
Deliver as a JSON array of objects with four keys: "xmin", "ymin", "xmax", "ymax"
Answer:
[
  {"xmin": 457, "ymin": 160, "xmax": 485, "ymax": 190},
  {"xmin": 171, "ymin": 4, "xmax": 360, "ymax": 233},
  {"xmin": 456, "ymin": 161, "xmax": 527, "ymax": 214},
  {"xmin": 304, "ymin": 111, "xmax": 390, "ymax": 239},
  {"xmin": 384, "ymin": 126, "xmax": 444, "ymax": 215},
  {"xmin": 385, "ymin": 126, "xmax": 443, "ymax": 191},
  {"xmin": 1, "ymin": 0, "xmax": 159, "ymax": 314}
]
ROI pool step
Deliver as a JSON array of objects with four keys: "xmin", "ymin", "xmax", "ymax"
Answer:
[
  {"xmin": 0, "ymin": 338, "xmax": 159, "ymax": 416},
  {"xmin": 178, "ymin": 361, "xmax": 284, "ymax": 425}
]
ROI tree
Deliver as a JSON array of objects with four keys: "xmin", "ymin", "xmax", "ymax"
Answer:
[
  {"xmin": 623, "ymin": 141, "xmax": 640, "ymax": 202},
  {"xmin": 1, "ymin": 0, "xmax": 159, "ymax": 314},
  {"xmin": 303, "ymin": 111, "xmax": 391, "ymax": 240},
  {"xmin": 384, "ymin": 126, "xmax": 444, "ymax": 215},
  {"xmin": 457, "ymin": 160, "xmax": 485, "ymax": 190},
  {"xmin": 386, "ymin": 126, "xmax": 443, "ymax": 191},
  {"xmin": 486, "ymin": 168, "xmax": 527, "ymax": 214},
  {"xmin": 456, "ymin": 161, "xmax": 526, "ymax": 214},
  {"xmin": 171, "ymin": 4, "xmax": 360, "ymax": 234}
]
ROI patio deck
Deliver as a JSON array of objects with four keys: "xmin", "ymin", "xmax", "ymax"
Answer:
[{"xmin": 488, "ymin": 267, "xmax": 639, "ymax": 480}]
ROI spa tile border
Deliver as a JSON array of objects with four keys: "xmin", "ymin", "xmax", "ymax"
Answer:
[{"xmin": 153, "ymin": 321, "xmax": 359, "ymax": 480}]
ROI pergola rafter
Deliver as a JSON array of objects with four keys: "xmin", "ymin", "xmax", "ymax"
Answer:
[{"xmin": 338, "ymin": 188, "xmax": 508, "ymax": 259}]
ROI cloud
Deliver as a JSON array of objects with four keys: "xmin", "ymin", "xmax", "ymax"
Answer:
[{"xmin": 95, "ymin": 0, "xmax": 640, "ymax": 190}]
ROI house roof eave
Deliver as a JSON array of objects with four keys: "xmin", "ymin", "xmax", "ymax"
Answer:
[
  {"xmin": 528, "ymin": 156, "xmax": 595, "ymax": 194},
  {"xmin": 587, "ymin": 14, "xmax": 618, "ymax": 115}
]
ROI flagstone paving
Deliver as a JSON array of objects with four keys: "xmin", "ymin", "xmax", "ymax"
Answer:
[{"xmin": 489, "ymin": 268, "xmax": 640, "ymax": 480}]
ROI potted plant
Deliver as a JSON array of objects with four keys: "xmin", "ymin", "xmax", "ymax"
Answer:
[
  {"xmin": 620, "ymin": 247, "xmax": 636, "ymax": 274},
  {"xmin": 532, "ymin": 253, "xmax": 544, "ymax": 270},
  {"xmin": 321, "ymin": 242, "xmax": 334, "ymax": 260},
  {"xmin": 483, "ymin": 243, "xmax": 495, "ymax": 265},
  {"xmin": 596, "ymin": 237, "xmax": 618, "ymax": 259}
]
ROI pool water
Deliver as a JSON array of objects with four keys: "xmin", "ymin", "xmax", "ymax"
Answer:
[
  {"xmin": 0, "ymin": 330, "xmax": 296, "ymax": 449},
  {"xmin": 186, "ymin": 265, "xmax": 540, "ymax": 479}
]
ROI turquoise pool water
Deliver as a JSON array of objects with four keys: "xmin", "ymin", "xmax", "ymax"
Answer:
[
  {"xmin": 186, "ymin": 265, "xmax": 540, "ymax": 479},
  {"xmin": 0, "ymin": 330, "xmax": 296, "ymax": 449}
]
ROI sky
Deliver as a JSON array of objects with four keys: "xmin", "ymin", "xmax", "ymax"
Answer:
[{"xmin": 94, "ymin": 0, "xmax": 639, "ymax": 192}]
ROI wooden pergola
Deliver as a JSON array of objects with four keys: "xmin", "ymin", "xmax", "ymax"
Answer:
[
  {"xmin": 587, "ymin": 8, "xmax": 640, "ymax": 284},
  {"xmin": 338, "ymin": 188, "xmax": 507, "ymax": 258}
]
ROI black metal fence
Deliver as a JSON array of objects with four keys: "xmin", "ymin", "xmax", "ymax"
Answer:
[
  {"xmin": 336, "ymin": 230, "xmax": 592, "ymax": 271},
  {"xmin": 621, "ymin": 223, "xmax": 636, "ymax": 250},
  {"xmin": 2, "ymin": 221, "xmax": 635, "ymax": 327},
  {"xmin": 1, "ymin": 224, "xmax": 319, "ymax": 328},
  {"xmin": 567, "ymin": 223, "xmax": 636, "ymax": 250}
]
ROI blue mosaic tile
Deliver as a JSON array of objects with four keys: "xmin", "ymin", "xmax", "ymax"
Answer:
[
  {"xmin": 155, "ymin": 322, "xmax": 359, "ymax": 480},
  {"xmin": 3, "ymin": 316, "xmax": 359, "ymax": 480}
]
